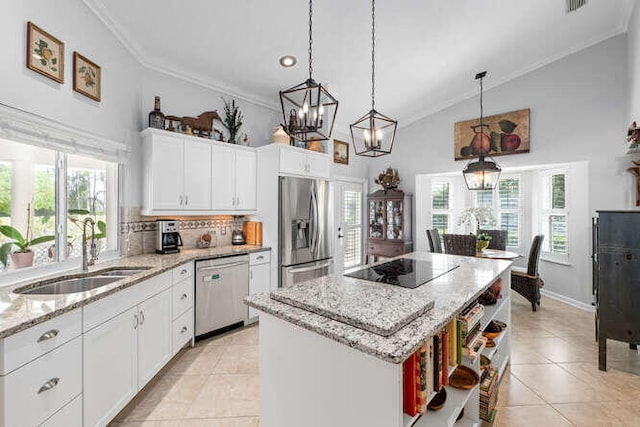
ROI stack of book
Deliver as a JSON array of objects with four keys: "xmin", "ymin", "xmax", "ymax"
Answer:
[
  {"xmin": 403, "ymin": 342, "xmax": 430, "ymax": 416},
  {"xmin": 479, "ymin": 365, "xmax": 500, "ymax": 422}
]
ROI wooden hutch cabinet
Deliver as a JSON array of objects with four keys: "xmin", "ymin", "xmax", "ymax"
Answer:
[{"xmin": 367, "ymin": 189, "xmax": 413, "ymax": 262}]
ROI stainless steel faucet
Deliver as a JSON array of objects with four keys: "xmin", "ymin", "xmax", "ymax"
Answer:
[{"xmin": 82, "ymin": 217, "xmax": 98, "ymax": 272}]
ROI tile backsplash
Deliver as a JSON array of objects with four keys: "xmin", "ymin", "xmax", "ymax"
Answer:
[{"xmin": 120, "ymin": 207, "xmax": 245, "ymax": 256}]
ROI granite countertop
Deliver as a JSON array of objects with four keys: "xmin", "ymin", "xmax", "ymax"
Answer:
[
  {"xmin": 0, "ymin": 245, "xmax": 270, "ymax": 339},
  {"xmin": 245, "ymin": 252, "xmax": 511, "ymax": 364}
]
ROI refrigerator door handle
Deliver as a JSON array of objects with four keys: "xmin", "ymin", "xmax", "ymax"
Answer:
[
  {"xmin": 310, "ymin": 182, "xmax": 319, "ymax": 257},
  {"xmin": 288, "ymin": 260, "xmax": 334, "ymax": 274}
]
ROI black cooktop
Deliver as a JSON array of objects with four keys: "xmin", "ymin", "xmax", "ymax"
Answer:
[{"xmin": 344, "ymin": 258, "xmax": 460, "ymax": 289}]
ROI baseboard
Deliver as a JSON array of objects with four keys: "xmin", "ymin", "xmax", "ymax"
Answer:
[{"xmin": 541, "ymin": 289, "xmax": 595, "ymax": 312}]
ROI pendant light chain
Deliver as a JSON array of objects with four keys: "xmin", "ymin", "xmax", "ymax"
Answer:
[
  {"xmin": 479, "ymin": 76, "xmax": 484, "ymax": 131},
  {"xmin": 308, "ymin": 0, "xmax": 313, "ymax": 81},
  {"xmin": 371, "ymin": 0, "xmax": 376, "ymax": 111}
]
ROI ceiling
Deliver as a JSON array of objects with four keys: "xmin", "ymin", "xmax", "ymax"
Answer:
[{"xmin": 84, "ymin": 0, "xmax": 634, "ymax": 132}]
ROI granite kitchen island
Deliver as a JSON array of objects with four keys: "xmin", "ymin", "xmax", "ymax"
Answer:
[{"xmin": 245, "ymin": 252, "xmax": 512, "ymax": 427}]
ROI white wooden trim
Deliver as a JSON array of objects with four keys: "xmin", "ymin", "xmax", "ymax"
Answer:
[
  {"xmin": 541, "ymin": 288, "xmax": 595, "ymax": 312},
  {"xmin": 0, "ymin": 103, "xmax": 127, "ymax": 163}
]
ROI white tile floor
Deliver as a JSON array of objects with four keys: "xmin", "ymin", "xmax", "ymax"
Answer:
[{"xmin": 111, "ymin": 295, "xmax": 640, "ymax": 426}]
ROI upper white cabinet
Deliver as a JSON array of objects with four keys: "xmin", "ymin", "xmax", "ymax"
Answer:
[
  {"xmin": 211, "ymin": 145, "xmax": 257, "ymax": 211},
  {"xmin": 142, "ymin": 129, "xmax": 257, "ymax": 215},
  {"xmin": 279, "ymin": 146, "xmax": 330, "ymax": 178}
]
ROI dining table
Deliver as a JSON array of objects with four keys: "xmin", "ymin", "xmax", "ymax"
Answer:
[{"xmin": 477, "ymin": 249, "xmax": 521, "ymax": 260}]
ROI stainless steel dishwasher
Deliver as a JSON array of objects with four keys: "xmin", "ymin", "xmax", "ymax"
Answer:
[{"xmin": 195, "ymin": 255, "xmax": 249, "ymax": 337}]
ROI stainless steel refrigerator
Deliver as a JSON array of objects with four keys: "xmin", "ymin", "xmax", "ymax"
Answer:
[{"xmin": 279, "ymin": 176, "xmax": 334, "ymax": 287}]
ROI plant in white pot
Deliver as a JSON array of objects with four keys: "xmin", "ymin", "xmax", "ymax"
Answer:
[{"xmin": 0, "ymin": 204, "xmax": 55, "ymax": 269}]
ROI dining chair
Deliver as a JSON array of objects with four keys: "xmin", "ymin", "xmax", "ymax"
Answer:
[
  {"xmin": 511, "ymin": 235, "xmax": 545, "ymax": 311},
  {"xmin": 478, "ymin": 229, "xmax": 507, "ymax": 251},
  {"xmin": 442, "ymin": 234, "xmax": 476, "ymax": 257},
  {"xmin": 426, "ymin": 229, "xmax": 443, "ymax": 253}
]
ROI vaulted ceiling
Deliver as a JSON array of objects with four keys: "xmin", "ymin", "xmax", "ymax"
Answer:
[{"xmin": 84, "ymin": 0, "xmax": 634, "ymax": 131}]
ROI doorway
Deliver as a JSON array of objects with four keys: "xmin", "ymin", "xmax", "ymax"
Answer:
[{"xmin": 334, "ymin": 181, "xmax": 364, "ymax": 274}]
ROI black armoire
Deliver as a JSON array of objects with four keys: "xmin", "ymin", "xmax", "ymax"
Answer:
[{"xmin": 593, "ymin": 211, "xmax": 640, "ymax": 371}]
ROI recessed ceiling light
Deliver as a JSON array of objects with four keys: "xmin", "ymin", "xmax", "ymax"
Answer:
[{"xmin": 279, "ymin": 55, "xmax": 297, "ymax": 67}]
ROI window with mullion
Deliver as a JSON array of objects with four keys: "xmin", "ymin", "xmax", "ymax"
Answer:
[
  {"xmin": 498, "ymin": 177, "xmax": 521, "ymax": 248},
  {"xmin": 431, "ymin": 181, "xmax": 452, "ymax": 235},
  {"xmin": 542, "ymin": 171, "xmax": 569, "ymax": 260}
]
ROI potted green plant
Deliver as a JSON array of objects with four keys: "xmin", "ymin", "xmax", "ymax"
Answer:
[
  {"xmin": 476, "ymin": 232, "xmax": 492, "ymax": 253},
  {"xmin": 222, "ymin": 97, "xmax": 243, "ymax": 144},
  {"xmin": 0, "ymin": 204, "xmax": 55, "ymax": 269}
]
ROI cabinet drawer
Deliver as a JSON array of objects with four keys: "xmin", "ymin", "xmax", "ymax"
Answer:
[
  {"xmin": 172, "ymin": 263, "xmax": 193, "ymax": 283},
  {"xmin": 368, "ymin": 242, "xmax": 404, "ymax": 258},
  {"xmin": 0, "ymin": 336, "xmax": 82, "ymax": 427},
  {"xmin": 249, "ymin": 251, "xmax": 271, "ymax": 266},
  {"xmin": 0, "ymin": 309, "xmax": 81, "ymax": 375},
  {"xmin": 40, "ymin": 393, "xmax": 82, "ymax": 427},
  {"xmin": 172, "ymin": 308, "xmax": 193, "ymax": 355},
  {"xmin": 83, "ymin": 271, "xmax": 172, "ymax": 332},
  {"xmin": 172, "ymin": 276, "xmax": 194, "ymax": 320}
]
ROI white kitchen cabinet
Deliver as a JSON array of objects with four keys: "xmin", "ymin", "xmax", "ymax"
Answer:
[
  {"xmin": 41, "ymin": 394, "xmax": 82, "ymax": 427},
  {"xmin": 142, "ymin": 128, "xmax": 212, "ymax": 214},
  {"xmin": 248, "ymin": 251, "xmax": 271, "ymax": 320},
  {"xmin": 279, "ymin": 145, "xmax": 330, "ymax": 178},
  {"xmin": 137, "ymin": 288, "xmax": 172, "ymax": 388},
  {"xmin": 83, "ymin": 307, "xmax": 138, "ymax": 427},
  {"xmin": 211, "ymin": 144, "xmax": 257, "ymax": 211}
]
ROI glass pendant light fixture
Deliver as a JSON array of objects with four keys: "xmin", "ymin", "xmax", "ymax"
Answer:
[
  {"xmin": 279, "ymin": 0, "xmax": 339, "ymax": 144},
  {"xmin": 350, "ymin": 0, "xmax": 397, "ymax": 157},
  {"xmin": 462, "ymin": 71, "xmax": 502, "ymax": 190}
]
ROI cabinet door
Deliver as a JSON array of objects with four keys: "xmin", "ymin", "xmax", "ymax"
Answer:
[
  {"xmin": 235, "ymin": 150, "xmax": 257, "ymax": 210},
  {"xmin": 137, "ymin": 288, "xmax": 172, "ymax": 388},
  {"xmin": 183, "ymin": 140, "xmax": 212, "ymax": 210},
  {"xmin": 249, "ymin": 263, "xmax": 271, "ymax": 319},
  {"xmin": 306, "ymin": 152, "xmax": 331, "ymax": 178},
  {"xmin": 150, "ymin": 136, "xmax": 184, "ymax": 210},
  {"xmin": 211, "ymin": 145, "xmax": 236, "ymax": 210},
  {"xmin": 83, "ymin": 307, "xmax": 138, "ymax": 427},
  {"xmin": 279, "ymin": 148, "xmax": 308, "ymax": 176}
]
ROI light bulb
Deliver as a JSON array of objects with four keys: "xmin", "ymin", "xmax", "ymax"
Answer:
[
  {"xmin": 302, "ymin": 103, "xmax": 309, "ymax": 113},
  {"xmin": 363, "ymin": 129, "xmax": 371, "ymax": 142}
]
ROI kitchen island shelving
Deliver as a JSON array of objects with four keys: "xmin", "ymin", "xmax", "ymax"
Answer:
[{"xmin": 245, "ymin": 252, "xmax": 512, "ymax": 427}]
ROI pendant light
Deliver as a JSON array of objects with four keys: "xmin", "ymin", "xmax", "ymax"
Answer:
[
  {"xmin": 351, "ymin": 0, "xmax": 397, "ymax": 157},
  {"xmin": 462, "ymin": 71, "xmax": 502, "ymax": 190},
  {"xmin": 279, "ymin": 0, "xmax": 339, "ymax": 144}
]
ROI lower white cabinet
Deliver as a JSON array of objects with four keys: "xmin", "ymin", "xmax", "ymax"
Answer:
[
  {"xmin": 138, "ymin": 289, "xmax": 172, "ymax": 387},
  {"xmin": 249, "ymin": 251, "xmax": 271, "ymax": 320},
  {"xmin": 83, "ymin": 306, "xmax": 138, "ymax": 427},
  {"xmin": 172, "ymin": 308, "xmax": 194, "ymax": 355},
  {"xmin": 0, "ymin": 336, "xmax": 82, "ymax": 427},
  {"xmin": 84, "ymin": 287, "xmax": 173, "ymax": 426}
]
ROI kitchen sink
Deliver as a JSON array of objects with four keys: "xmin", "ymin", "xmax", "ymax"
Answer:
[
  {"xmin": 15, "ymin": 266, "xmax": 152, "ymax": 295},
  {"xmin": 18, "ymin": 276, "xmax": 123, "ymax": 295}
]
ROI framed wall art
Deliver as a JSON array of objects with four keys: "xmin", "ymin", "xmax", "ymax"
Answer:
[
  {"xmin": 73, "ymin": 52, "xmax": 101, "ymax": 102},
  {"xmin": 26, "ymin": 22, "xmax": 64, "ymax": 83},
  {"xmin": 454, "ymin": 108, "xmax": 530, "ymax": 160},
  {"xmin": 333, "ymin": 139, "xmax": 349, "ymax": 165}
]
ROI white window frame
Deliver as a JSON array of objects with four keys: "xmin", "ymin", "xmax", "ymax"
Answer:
[
  {"xmin": 540, "ymin": 168, "xmax": 570, "ymax": 264},
  {"xmin": 431, "ymin": 179, "xmax": 454, "ymax": 235}
]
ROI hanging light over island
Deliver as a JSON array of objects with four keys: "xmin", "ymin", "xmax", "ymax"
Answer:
[
  {"xmin": 279, "ymin": 0, "xmax": 339, "ymax": 144},
  {"xmin": 351, "ymin": 0, "xmax": 397, "ymax": 157}
]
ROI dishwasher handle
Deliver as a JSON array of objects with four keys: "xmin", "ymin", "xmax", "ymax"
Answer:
[{"xmin": 198, "ymin": 261, "xmax": 248, "ymax": 272}]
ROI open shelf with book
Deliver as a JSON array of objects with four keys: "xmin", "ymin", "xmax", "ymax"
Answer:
[{"xmin": 402, "ymin": 276, "xmax": 511, "ymax": 427}]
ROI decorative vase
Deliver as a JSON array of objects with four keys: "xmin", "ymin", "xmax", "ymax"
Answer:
[
  {"xmin": 272, "ymin": 126, "xmax": 289, "ymax": 144},
  {"xmin": 11, "ymin": 251, "xmax": 34, "ymax": 269},
  {"xmin": 476, "ymin": 240, "xmax": 490, "ymax": 253}
]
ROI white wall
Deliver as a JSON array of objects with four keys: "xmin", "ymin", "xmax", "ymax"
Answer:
[
  {"xmin": 629, "ymin": 1, "xmax": 640, "ymax": 121},
  {"xmin": 373, "ymin": 34, "xmax": 628, "ymax": 306}
]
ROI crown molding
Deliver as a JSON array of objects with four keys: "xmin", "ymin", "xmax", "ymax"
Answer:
[
  {"xmin": 0, "ymin": 103, "xmax": 128, "ymax": 162},
  {"xmin": 620, "ymin": 0, "xmax": 636, "ymax": 32},
  {"xmin": 81, "ymin": 0, "xmax": 280, "ymax": 112},
  {"xmin": 401, "ymin": 26, "xmax": 629, "ymax": 130}
]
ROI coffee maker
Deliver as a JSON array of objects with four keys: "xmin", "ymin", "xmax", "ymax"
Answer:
[{"xmin": 156, "ymin": 220, "xmax": 183, "ymax": 254}]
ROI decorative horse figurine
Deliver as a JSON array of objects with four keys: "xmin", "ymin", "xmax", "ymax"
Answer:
[{"xmin": 178, "ymin": 111, "xmax": 222, "ymax": 138}]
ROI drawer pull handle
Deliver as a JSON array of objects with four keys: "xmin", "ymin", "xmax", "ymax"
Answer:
[
  {"xmin": 256, "ymin": 255, "xmax": 264, "ymax": 260},
  {"xmin": 37, "ymin": 378, "xmax": 60, "ymax": 394},
  {"xmin": 180, "ymin": 293, "xmax": 188, "ymax": 300},
  {"xmin": 180, "ymin": 269, "xmax": 188, "ymax": 276},
  {"xmin": 37, "ymin": 329, "xmax": 59, "ymax": 343},
  {"xmin": 181, "ymin": 326, "xmax": 188, "ymax": 334},
  {"xmin": 134, "ymin": 314, "xmax": 139, "ymax": 329},
  {"xmin": 139, "ymin": 311, "xmax": 145, "ymax": 326}
]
